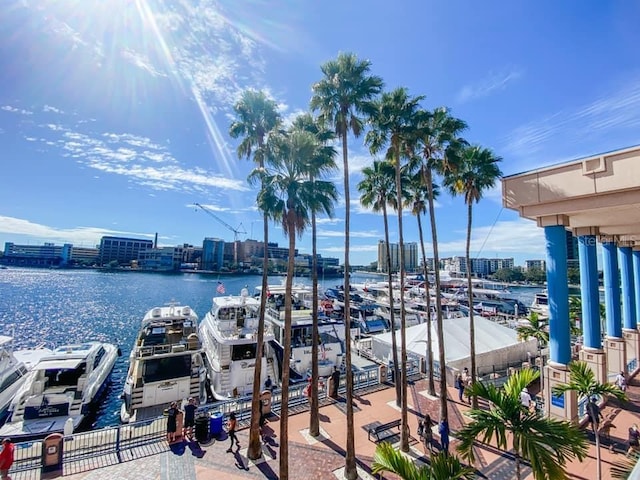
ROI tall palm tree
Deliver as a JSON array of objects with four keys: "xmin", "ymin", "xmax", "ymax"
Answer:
[
  {"xmin": 367, "ymin": 87, "xmax": 424, "ymax": 452},
  {"xmin": 251, "ymin": 128, "xmax": 337, "ymax": 480},
  {"xmin": 228, "ymin": 89, "xmax": 281, "ymax": 460},
  {"xmin": 410, "ymin": 107, "xmax": 468, "ymax": 423},
  {"xmin": 290, "ymin": 113, "xmax": 338, "ymax": 437},
  {"xmin": 516, "ymin": 311, "xmax": 549, "ymax": 377},
  {"xmin": 457, "ymin": 368, "xmax": 588, "ymax": 480},
  {"xmin": 372, "ymin": 442, "xmax": 475, "ymax": 480},
  {"xmin": 358, "ymin": 159, "xmax": 403, "ymax": 405},
  {"xmin": 407, "ymin": 173, "xmax": 439, "ymax": 396},
  {"xmin": 553, "ymin": 361, "xmax": 627, "ymax": 480},
  {"xmin": 443, "ymin": 145, "xmax": 502, "ymax": 408},
  {"xmin": 310, "ymin": 52, "xmax": 383, "ymax": 479}
]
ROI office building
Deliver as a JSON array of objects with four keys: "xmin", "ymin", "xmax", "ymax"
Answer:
[{"xmin": 99, "ymin": 236, "xmax": 153, "ymax": 266}]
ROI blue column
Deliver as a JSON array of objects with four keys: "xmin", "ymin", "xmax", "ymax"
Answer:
[
  {"xmin": 545, "ymin": 225, "xmax": 571, "ymax": 365},
  {"xmin": 578, "ymin": 235, "xmax": 601, "ymax": 349},
  {"xmin": 620, "ymin": 246, "xmax": 636, "ymax": 330},
  {"xmin": 602, "ymin": 242, "xmax": 622, "ymax": 338},
  {"xmin": 634, "ymin": 250, "xmax": 640, "ymax": 327}
]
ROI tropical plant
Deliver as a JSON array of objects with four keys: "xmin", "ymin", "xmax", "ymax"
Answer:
[
  {"xmin": 251, "ymin": 128, "xmax": 337, "ymax": 479},
  {"xmin": 409, "ymin": 107, "xmax": 468, "ymax": 423},
  {"xmin": 407, "ymin": 173, "xmax": 439, "ymax": 396},
  {"xmin": 310, "ymin": 52, "xmax": 383, "ymax": 480},
  {"xmin": 367, "ymin": 87, "xmax": 424, "ymax": 452},
  {"xmin": 611, "ymin": 450, "xmax": 640, "ymax": 479},
  {"xmin": 357, "ymin": 159, "xmax": 402, "ymax": 405},
  {"xmin": 457, "ymin": 367, "xmax": 588, "ymax": 480},
  {"xmin": 372, "ymin": 442, "xmax": 475, "ymax": 480},
  {"xmin": 228, "ymin": 89, "xmax": 281, "ymax": 460},
  {"xmin": 568, "ymin": 295, "xmax": 605, "ymax": 337},
  {"xmin": 553, "ymin": 361, "xmax": 628, "ymax": 480},
  {"xmin": 290, "ymin": 113, "xmax": 338, "ymax": 436},
  {"xmin": 443, "ymin": 145, "xmax": 502, "ymax": 408}
]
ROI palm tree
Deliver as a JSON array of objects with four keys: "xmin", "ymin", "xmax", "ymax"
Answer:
[
  {"xmin": 228, "ymin": 89, "xmax": 281, "ymax": 460},
  {"xmin": 372, "ymin": 442, "xmax": 475, "ymax": 480},
  {"xmin": 410, "ymin": 107, "xmax": 468, "ymax": 423},
  {"xmin": 357, "ymin": 159, "xmax": 402, "ymax": 405},
  {"xmin": 290, "ymin": 113, "xmax": 338, "ymax": 437},
  {"xmin": 310, "ymin": 52, "xmax": 383, "ymax": 479},
  {"xmin": 407, "ymin": 174, "xmax": 439, "ymax": 396},
  {"xmin": 251, "ymin": 128, "xmax": 337, "ymax": 479},
  {"xmin": 553, "ymin": 361, "xmax": 627, "ymax": 480},
  {"xmin": 367, "ymin": 87, "xmax": 424, "ymax": 452},
  {"xmin": 457, "ymin": 368, "xmax": 588, "ymax": 480},
  {"xmin": 443, "ymin": 145, "xmax": 502, "ymax": 408},
  {"xmin": 516, "ymin": 311, "xmax": 549, "ymax": 378}
]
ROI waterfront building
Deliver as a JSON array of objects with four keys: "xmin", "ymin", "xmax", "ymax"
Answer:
[
  {"xmin": 202, "ymin": 237, "xmax": 225, "ymax": 271},
  {"xmin": 525, "ymin": 259, "xmax": 546, "ymax": 271},
  {"xmin": 99, "ymin": 236, "xmax": 153, "ymax": 266},
  {"xmin": 2, "ymin": 242, "xmax": 72, "ymax": 267},
  {"xmin": 70, "ymin": 246, "xmax": 99, "ymax": 265},
  {"xmin": 137, "ymin": 246, "xmax": 184, "ymax": 271},
  {"xmin": 376, "ymin": 240, "xmax": 418, "ymax": 273}
]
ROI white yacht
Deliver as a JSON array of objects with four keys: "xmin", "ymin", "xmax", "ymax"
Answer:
[
  {"xmin": 199, "ymin": 288, "xmax": 277, "ymax": 400},
  {"xmin": 0, "ymin": 341, "xmax": 118, "ymax": 439},
  {"xmin": 530, "ymin": 291, "xmax": 549, "ymax": 318},
  {"xmin": 0, "ymin": 336, "xmax": 53, "ymax": 424},
  {"xmin": 259, "ymin": 284, "xmax": 345, "ymax": 381},
  {"xmin": 120, "ymin": 303, "xmax": 206, "ymax": 423}
]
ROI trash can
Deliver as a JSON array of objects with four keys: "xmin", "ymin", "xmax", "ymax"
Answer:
[
  {"xmin": 195, "ymin": 415, "xmax": 209, "ymax": 443},
  {"xmin": 209, "ymin": 412, "xmax": 224, "ymax": 438},
  {"xmin": 42, "ymin": 433, "xmax": 64, "ymax": 473},
  {"xmin": 260, "ymin": 390, "xmax": 272, "ymax": 415}
]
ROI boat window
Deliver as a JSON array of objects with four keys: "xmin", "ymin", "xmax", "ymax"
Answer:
[
  {"xmin": 231, "ymin": 344, "xmax": 256, "ymax": 361},
  {"xmin": 0, "ymin": 369, "xmax": 23, "ymax": 393},
  {"xmin": 143, "ymin": 355, "xmax": 191, "ymax": 383},
  {"xmin": 45, "ymin": 363, "xmax": 85, "ymax": 387},
  {"xmin": 93, "ymin": 346, "xmax": 106, "ymax": 369}
]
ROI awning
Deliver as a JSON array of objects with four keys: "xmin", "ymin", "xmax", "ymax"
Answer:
[{"xmin": 34, "ymin": 358, "xmax": 84, "ymax": 370}]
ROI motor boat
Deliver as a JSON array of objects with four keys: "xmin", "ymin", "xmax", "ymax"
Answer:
[
  {"xmin": 199, "ymin": 287, "xmax": 277, "ymax": 400},
  {"xmin": 0, "ymin": 341, "xmax": 119, "ymax": 439},
  {"xmin": 120, "ymin": 303, "xmax": 206, "ymax": 423}
]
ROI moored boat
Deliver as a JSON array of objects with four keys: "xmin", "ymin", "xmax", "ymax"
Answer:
[
  {"xmin": 0, "ymin": 341, "xmax": 119, "ymax": 439},
  {"xmin": 120, "ymin": 303, "xmax": 206, "ymax": 423}
]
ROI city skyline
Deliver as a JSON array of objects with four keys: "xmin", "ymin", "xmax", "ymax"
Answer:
[{"xmin": 2, "ymin": 2, "xmax": 640, "ymax": 266}]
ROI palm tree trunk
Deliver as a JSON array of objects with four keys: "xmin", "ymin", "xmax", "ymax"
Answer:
[
  {"xmin": 425, "ymin": 167, "xmax": 448, "ymax": 422},
  {"xmin": 595, "ymin": 432, "xmax": 602, "ymax": 480},
  {"xmin": 383, "ymin": 203, "xmax": 401, "ymax": 406},
  {"xmin": 466, "ymin": 201, "xmax": 478, "ymax": 409},
  {"xmin": 280, "ymin": 214, "xmax": 296, "ymax": 480},
  {"xmin": 342, "ymin": 129, "xmax": 357, "ymax": 480},
  {"xmin": 310, "ymin": 205, "xmax": 320, "ymax": 437},
  {"xmin": 515, "ymin": 453, "xmax": 521, "ymax": 480},
  {"xmin": 394, "ymin": 142, "xmax": 409, "ymax": 453},
  {"xmin": 417, "ymin": 212, "xmax": 436, "ymax": 396}
]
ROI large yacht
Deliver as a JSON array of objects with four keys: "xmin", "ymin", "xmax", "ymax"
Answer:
[
  {"xmin": 530, "ymin": 291, "xmax": 549, "ymax": 318},
  {"xmin": 0, "ymin": 336, "xmax": 52, "ymax": 424},
  {"xmin": 120, "ymin": 303, "xmax": 206, "ymax": 423},
  {"xmin": 259, "ymin": 284, "xmax": 345, "ymax": 381},
  {"xmin": 0, "ymin": 341, "xmax": 119, "ymax": 439},
  {"xmin": 199, "ymin": 288, "xmax": 277, "ymax": 400}
]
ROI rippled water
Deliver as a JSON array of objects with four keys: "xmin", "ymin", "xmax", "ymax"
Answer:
[{"xmin": 0, "ymin": 267, "xmax": 541, "ymax": 429}]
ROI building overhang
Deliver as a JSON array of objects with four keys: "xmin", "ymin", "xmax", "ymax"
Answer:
[{"xmin": 502, "ymin": 145, "xmax": 640, "ymax": 244}]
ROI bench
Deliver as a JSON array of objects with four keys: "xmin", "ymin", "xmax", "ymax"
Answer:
[{"xmin": 368, "ymin": 419, "xmax": 402, "ymax": 442}]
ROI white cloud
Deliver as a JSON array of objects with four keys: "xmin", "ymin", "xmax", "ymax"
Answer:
[
  {"xmin": 121, "ymin": 48, "xmax": 167, "ymax": 78},
  {"xmin": 43, "ymin": 105, "xmax": 64, "ymax": 114},
  {"xmin": 317, "ymin": 228, "xmax": 379, "ymax": 239},
  {"xmin": 0, "ymin": 215, "xmax": 152, "ymax": 246},
  {"xmin": 503, "ymin": 77, "xmax": 640, "ymax": 169},
  {"xmin": 1, "ymin": 105, "xmax": 33, "ymax": 115},
  {"xmin": 456, "ymin": 68, "xmax": 523, "ymax": 103}
]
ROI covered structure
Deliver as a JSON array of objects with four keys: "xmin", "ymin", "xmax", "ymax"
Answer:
[
  {"xmin": 502, "ymin": 144, "xmax": 640, "ymax": 422},
  {"xmin": 370, "ymin": 316, "xmax": 537, "ymax": 384}
]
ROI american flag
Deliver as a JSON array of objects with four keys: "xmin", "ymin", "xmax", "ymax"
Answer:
[{"xmin": 216, "ymin": 282, "xmax": 225, "ymax": 294}]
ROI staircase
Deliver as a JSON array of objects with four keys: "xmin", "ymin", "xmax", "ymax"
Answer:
[{"xmin": 218, "ymin": 346, "xmax": 233, "ymax": 396}]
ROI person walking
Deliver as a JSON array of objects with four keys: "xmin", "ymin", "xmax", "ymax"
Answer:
[
  {"xmin": 586, "ymin": 396, "xmax": 603, "ymax": 434},
  {"xmin": 520, "ymin": 387, "xmax": 532, "ymax": 410},
  {"xmin": 616, "ymin": 371, "xmax": 627, "ymax": 392},
  {"xmin": 0, "ymin": 438, "xmax": 14, "ymax": 480},
  {"xmin": 330, "ymin": 366, "xmax": 341, "ymax": 398},
  {"xmin": 264, "ymin": 375, "xmax": 274, "ymax": 392},
  {"xmin": 419, "ymin": 414, "xmax": 434, "ymax": 453},
  {"xmin": 455, "ymin": 373, "xmax": 465, "ymax": 403},
  {"xmin": 628, "ymin": 424, "xmax": 640, "ymax": 456},
  {"xmin": 166, "ymin": 401, "xmax": 179, "ymax": 443},
  {"xmin": 438, "ymin": 419, "xmax": 450, "ymax": 455},
  {"xmin": 226, "ymin": 412, "xmax": 239, "ymax": 452},
  {"xmin": 183, "ymin": 397, "xmax": 197, "ymax": 440}
]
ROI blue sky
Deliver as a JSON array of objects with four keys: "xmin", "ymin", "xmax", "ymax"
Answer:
[{"xmin": 2, "ymin": 0, "xmax": 640, "ymax": 267}]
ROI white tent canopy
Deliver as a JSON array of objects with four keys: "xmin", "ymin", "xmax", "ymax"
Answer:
[{"xmin": 371, "ymin": 315, "xmax": 538, "ymax": 381}]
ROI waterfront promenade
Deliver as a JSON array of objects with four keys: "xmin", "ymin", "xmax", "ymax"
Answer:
[{"xmin": 6, "ymin": 375, "xmax": 634, "ymax": 479}]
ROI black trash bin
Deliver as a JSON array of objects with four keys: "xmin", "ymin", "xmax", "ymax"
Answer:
[{"xmin": 195, "ymin": 415, "xmax": 209, "ymax": 443}]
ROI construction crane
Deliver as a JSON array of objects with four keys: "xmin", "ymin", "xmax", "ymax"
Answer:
[{"xmin": 194, "ymin": 203, "xmax": 246, "ymax": 266}]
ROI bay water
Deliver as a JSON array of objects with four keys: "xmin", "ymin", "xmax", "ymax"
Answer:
[{"xmin": 0, "ymin": 267, "xmax": 541, "ymax": 429}]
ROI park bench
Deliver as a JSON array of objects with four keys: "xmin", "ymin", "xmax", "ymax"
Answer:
[{"xmin": 368, "ymin": 419, "xmax": 402, "ymax": 442}]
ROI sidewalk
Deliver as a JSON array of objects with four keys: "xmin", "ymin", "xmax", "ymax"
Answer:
[{"xmin": 24, "ymin": 376, "xmax": 640, "ymax": 480}]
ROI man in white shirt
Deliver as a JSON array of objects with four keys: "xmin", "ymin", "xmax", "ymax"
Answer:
[{"xmin": 520, "ymin": 387, "xmax": 532, "ymax": 409}]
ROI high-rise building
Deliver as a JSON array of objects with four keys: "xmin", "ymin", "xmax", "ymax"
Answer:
[
  {"xmin": 377, "ymin": 241, "xmax": 418, "ymax": 273},
  {"xmin": 202, "ymin": 238, "xmax": 225, "ymax": 271}
]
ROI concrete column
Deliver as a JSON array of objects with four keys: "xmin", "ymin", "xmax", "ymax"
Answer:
[
  {"xmin": 538, "ymin": 215, "xmax": 576, "ymax": 423},
  {"xmin": 620, "ymin": 244, "xmax": 639, "ymax": 374},
  {"xmin": 634, "ymin": 249, "xmax": 640, "ymax": 331},
  {"xmin": 575, "ymin": 228, "xmax": 606, "ymax": 384},
  {"xmin": 602, "ymin": 238, "xmax": 625, "ymax": 382}
]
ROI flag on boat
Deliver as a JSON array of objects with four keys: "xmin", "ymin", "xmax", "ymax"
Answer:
[
  {"xmin": 321, "ymin": 343, "xmax": 327, "ymax": 360},
  {"xmin": 216, "ymin": 281, "xmax": 225, "ymax": 294}
]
